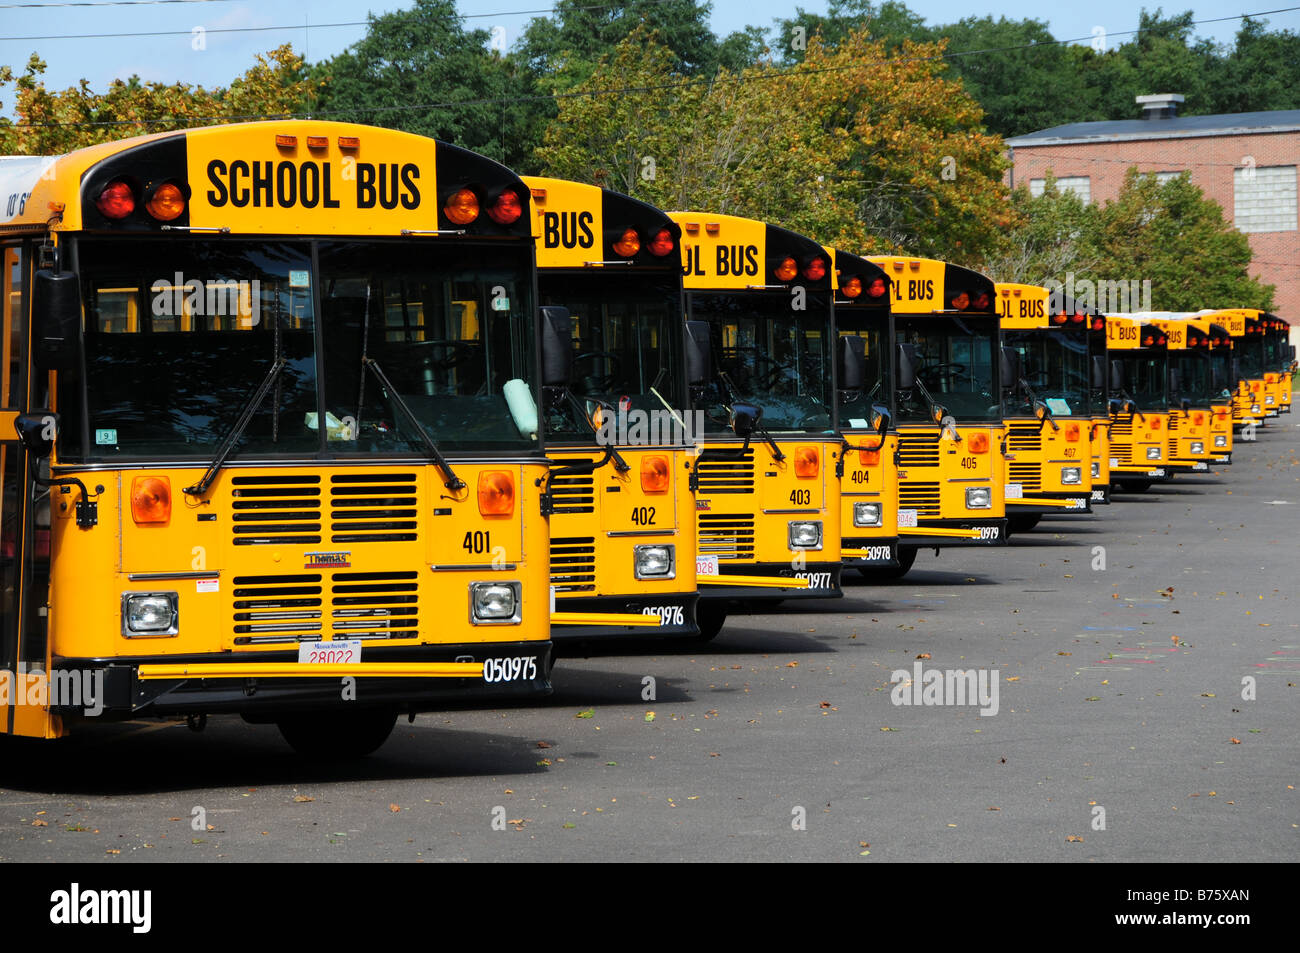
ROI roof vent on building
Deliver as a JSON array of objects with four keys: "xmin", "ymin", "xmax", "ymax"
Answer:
[{"xmin": 1136, "ymin": 94, "xmax": 1184, "ymax": 120}]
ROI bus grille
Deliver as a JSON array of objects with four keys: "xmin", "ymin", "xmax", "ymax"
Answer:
[
  {"xmin": 550, "ymin": 536, "xmax": 596, "ymax": 591},
  {"xmin": 329, "ymin": 472, "xmax": 418, "ymax": 543},
  {"xmin": 1166, "ymin": 414, "xmax": 1179, "ymax": 457},
  {"xmin": 330, "ymin": 571, "xmax": 419, "ymax": 639},
  {"xmin": 897, "ymin": 433, "xmax": 940, "ymax": 467},
  {"xmin": 695, "ymin": 451, "xmax": 755, "ymax": 494},
  {"xmin": 898, "ymin": 481, "xmax": 941, "ymax": 517},
  {"xmin": 232, "ymin": 573, "xmax": 323, "ymax": 643},
  {"xmin": 548, "ymin": 465, "xmax": 596, "ymax": 515},
  {"xmin": 231, "ymin": 571, "xmax": 421, "ymax": 644},
  {"xmin": 697, "ymin": 514, "xmax": 756, "ymax": 560},
  {"xmin": 230, "ymin": 475, "xmax": 322, "ymax": 546},
  {"xmin": 1109, "ymin": 418, "xmax": 1133, "ymax": 464},
  {"xmin": 1005, "ymin": 423, "xmax": 1041, "ymax": 453},
  {"xmin": 1009, "ymin": 463, "xmax": 1041, "ymax": 493}
]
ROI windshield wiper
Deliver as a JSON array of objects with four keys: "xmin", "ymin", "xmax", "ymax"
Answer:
[
  {"xmin": 711, "ymin": 370, "xmax": 784, "ymax": 462},
  {"xmin": 363, "ymin": 356, "xmax": 465, "ymax": 491},
  {"xmin": 185, "ymin": 357, "xmax": 286, "ymax": 497}
]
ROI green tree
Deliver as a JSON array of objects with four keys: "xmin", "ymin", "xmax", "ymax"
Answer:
[
  {"xmin": 1088, "ymin": 169, "xmax": 1273, "ymax": 310},
  {"xmin": 0, "ymin": 46, "xmax": 313, "ymax": 155},
  {"xmin": 311, "ymin": 0, "xmax": 537, "ymax": 168},
  {"xmin": 984, "ymin": 175, "xmax": 1102, "ymax": 284},
  {"xmin": 1215, "ymin": 17, "xmax": 1300, "ymax": 113}
]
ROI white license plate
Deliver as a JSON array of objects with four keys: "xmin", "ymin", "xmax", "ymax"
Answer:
[
  {"xmin": 696, "ymin": 555, "xmax": 719, "ymax": 576},
  {"xmin": 1266, "ymin": 396, "xmax": 1274, "ymax": 404},
  {"xmin": 483, "ymin": 656, "xmax": 538, "ymax": 683},
  {"xmin": 1192, "ymin": 462, "xmax": 1208, "ymax": 470},
  {"xmin": 1004, "ymin": 483, "xmax": 1023, "ymax": 500},
  {"xmin": 1109, "ymin": 458, "xmax": 1119, "ymax": 467},
  {"xmin": 298, "ymin": 639, "xmax": 362, "ymax": 665},
  {"xmin": 897, "ymin": 509, "xmax": 918, "ymax": 528},
  {"xmin": 1148, "ymin": 468, "xmax": 1165, "ymax": 477}
]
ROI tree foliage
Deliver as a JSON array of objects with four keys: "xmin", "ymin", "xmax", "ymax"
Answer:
[{"xmin": 0, "ymin": 45, "xmax": 312, "ymax": 155}]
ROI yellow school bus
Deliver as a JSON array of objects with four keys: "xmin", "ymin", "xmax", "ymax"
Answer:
[
  {"xmin": 671, "ymin": 212, "xmax": 833, "ymax": 636},
  {"xmin": 867, "ymin": 256, "xmax": 1006, "ymax": 565},
  {"xmin": 1274, "ymin": 316, "xmax": 1294, "ymax": 413},
  {"xmin": 0, "ymin": 121, "xmax": 554, "ymax": 755},
  {"xmin": 829, "ymin": 249, "xmax": 902, "ymax": 575},
  {"xmin": 1105, "ymin": 315, "xmax": 1172, "ymax": 491},
  {"xmin": 1216, "ymin": 310, "xmax": 1256, "ymax": 428},
  {"xmin": 524, "ymin": 176, "xmax": 694, "ymax": 639},
  {"xmin": 1148, "ymin": 314, "xmax": 1220, "ymax": 474},
  {"xmin": 995, "ymin": 284, "xmax": 1094, "ymax": 533}
]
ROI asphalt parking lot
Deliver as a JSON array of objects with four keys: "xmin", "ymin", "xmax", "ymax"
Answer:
[{"xmin": 3, "ymin": 422, "xmax": 1297, "ymax": 863}]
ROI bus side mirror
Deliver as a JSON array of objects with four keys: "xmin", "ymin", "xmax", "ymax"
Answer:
[
  {"xmin": 1107, "ymin": 398, "xmax": 1124, "ymax": 416},
  {"xmin": 896, "ymin": 343, "xmax": 917, "ymax": 391},
  {"xmin": 870, "ymin": 403, "xmax": 891, "ymax": 436},
  {"xmin": 1168, "ymin": 367, "xmax": 1181, "ymax": 396},
  {"xmin": 1091, "ymin": 355, "xmax": 1106, "ymax": 389},
  {"xmin": 1033, "ymin": 399, "xmax": 1050, "ymax": 421},
  {"xmin": 730, "ymin": 402, "xmax": 762, "ymax": 438},
  {"xmin": 15, "ymin": 411, "xmax": 57, "ymax": 459},
  {"xmin": 685, "ymin": 320, "xmax": 712, "ymax": 387},
  {"xmin": 838, "ymin": 335, "xmax": 866, "ymax": 393},
  {"xmin": 999, "ymin": 347, "xmax": 1020, "ymax": 391},
  {"xmin": 1110, "ymin": 359, "xmax": 1126, "ymax": 391},
  {"xmin": 32, "ymin": 270, "xmax": 82, "ymax": 371},
  {"xmin": 539, "ymin": 306, "xmax": 574, "ymax": 388}
]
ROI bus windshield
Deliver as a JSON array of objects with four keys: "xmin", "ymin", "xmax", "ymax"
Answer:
[
  {"xmin": 1004, "ymin": 328, "xmax": 1091, "ymax": 417},
  {"xmin": 62, "ymin": 238, "xmax": 537, "ymax": 461},
  {"xmin": 538, "ymin": 271, "xmax": 684, "ymax": 444},
  {"xmin": 895, "ymin": 314, "xmax": 1000, "ymax": 424},
  {"xmin": 836, "ymin": 312, "xmax": 890, "ymax": 429},
  {"xmin": 689, "ymin": 291, "xmax": 833, "ymax": 435},
  {"xmin": 1171, "ymin": 352, "xmax": 1212, "ymax": 404},
  {"xmin": 1115, "ymin": 353, "xmax": 1168, "ymax": 409}
]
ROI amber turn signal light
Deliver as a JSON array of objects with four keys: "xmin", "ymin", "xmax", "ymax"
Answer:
[
  {"xmin": 478, "ymin": 470, "xmax": 515, "ymax": 516},
  {"xmin": 131, "ymin": 476, "xmax": 171, "ymax": 524},
  {"xmin": 640, "ymin": 454, "xmax": 670, "ymax": 493},
  {"xmin": 794, "ymin": 446, "xmax": 819, "ymax": 477},
  {"xmin": 967, "ymin": 432, "xmax": 989, "ymax": 453}
]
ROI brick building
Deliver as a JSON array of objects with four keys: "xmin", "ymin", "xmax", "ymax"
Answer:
[{"xmin": 1005, "ymin": 97, "xmax": 1299, "ymax": 326}]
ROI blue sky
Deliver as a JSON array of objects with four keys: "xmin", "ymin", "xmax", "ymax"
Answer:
[{"xmin": 2, "ymin": 0, "xmax": 1297, "ymax": 114}]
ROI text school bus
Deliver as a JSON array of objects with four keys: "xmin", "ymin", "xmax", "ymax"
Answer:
[
  {"xmin": 995, "ymin": 283, "xmax": 1094, "ymax": 533},
  {"xmin": 829, "ymin": 249, "xmax": 906, "ymax": 576},
  {"xmin": 670, "ymin": 212, "xmax": 835, "ymax": 637},
  {"xmin": 867, "ymin": 256, "xmax": 1005, "ymax": 570},
  {"xmin": 1105, "ymin": 314, "xmax": 1171, "ymax": 492},
  {"xmin": 0, "ymin": 121, "xmax": 555, "ymax": 756},
  {"xmin": 1147, "ymin": 314, "xmax": 1220, "ymax": 474},
  {"xmin": 524, "ymin": 176, "xmax": 695, "ymax": 639}
]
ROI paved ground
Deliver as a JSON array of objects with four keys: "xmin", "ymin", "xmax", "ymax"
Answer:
[{"xmin": 3, "ymin": 421, "xmax": 1297, "ymax": 863}]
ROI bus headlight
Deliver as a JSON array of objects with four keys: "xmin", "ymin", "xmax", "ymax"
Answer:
[
  {"xmin": 634, "ymin": 544, "xmax": 675, "ymax": 580},
  {"xmin": 1251, "ymin": 404, "xmax": 1260, "ymax": 414},
  {"xmin": 1091, "ymin": 461, "xmax": 1101, "ymax": 479},
  {"xmin": 1214, "ymin": 435, "xmax": 1227, "ymax": 447},
  {"xmin": 1146, "ymin": 447, "xmax": 1161, "ymax": 460},
  {"xmin": 1060, "ymin": 467, "xmax": 1081, "ymax": 485},
  {"xmin": 788, "ymin": 520, "xmax": 822, "ymax": 550},
  {"xmin": 469, "ymin": 582, "xmax": 520, "ymax": 624},
  {"xmin": 853, "ymin": 502, "xmax": 882, "ymax": 527},
  {"xmin": 1190, "ymin": 441, "xmax": 1204, "ymax": 455},
  {"xmin": 121, "ymin": 592, "xmax": 178, "ymax": 636},
  {"xmin": 965, "ymin": 487, "xmax": 991, "ymax": 509}
]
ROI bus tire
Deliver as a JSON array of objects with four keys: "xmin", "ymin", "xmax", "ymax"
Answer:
[
  {"xmin": 857, "ymin": 547, "xmax": 917, "ymax": 581},
  {"xmin": 1007, "ymin": 514, "xmax": 1041, "ymax": 535},
  {"xmin": 694, "ymin": 602, "xmax": 728, "ymax": 641},
  {"xmin": 277, "ymin": 708, "xmax": 398, "ymax": 759}
]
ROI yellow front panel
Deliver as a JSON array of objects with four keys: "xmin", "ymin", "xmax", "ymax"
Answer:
[
  {"xmin": 548, "ymin": 448, "xmax": 694, "ymax": 601},
  {"xmin": 896, "ymin": 425, "xmax": 1004, "ymax": 521},
  {"xmin": 875, "ymin": 258, "xmax": 946, "ymax": 312},
  {"xmin": 1090, "ymin": 418, "xmax": 1111, "ymax": 485},
  {"xmin": 840, "ymin": 433, "xmax": 897, "ymax": 550},
  {"xmin": 1003, "ymin": 418, "xmax": 1092, "ymax": 499},
  {"xmin": 675, "ymin": 214, "xmax": 767, "ymax": 291},
  {"xmin": 526, "ymin": 177, "xmax": 602, "ymax": 270},
  {"xmin": 47, "ymin": 463, "xmax": 550, "ymax": 659}
]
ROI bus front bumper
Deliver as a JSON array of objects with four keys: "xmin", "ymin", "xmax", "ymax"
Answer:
[
  {"xmin": 697, "ymin": 561, "xmax": 841, "ymax": 601},
  {"xmin": 1006, "ymin": 492, "xmax": 1092, "ymax": 516},
  {"xmin": 898, "ymin": 518, "xmax": 1007, "ymax": 548},
  {"xmin": 841, "ymin": 537, "xmax": 901, "ymax": 567},
  {"xmin": 550, "ymin": 592, "xmax": 699, "ymax": 640},
  {"xmin": 49, "ymin": 641, "xmax": 554, "ymax": 718}
]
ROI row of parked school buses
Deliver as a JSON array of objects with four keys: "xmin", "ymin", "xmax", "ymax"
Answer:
[{"xmin": 0, "ymin": 121, "xmax": 1292, "ymax": 756}]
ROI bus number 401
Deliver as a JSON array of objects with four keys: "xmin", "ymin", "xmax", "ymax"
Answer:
[{"xmin": 463, "ymin": 531, "xmax": 491, "ymax": 554}]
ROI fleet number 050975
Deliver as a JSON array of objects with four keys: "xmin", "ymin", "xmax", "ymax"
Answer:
[{"xmin": 482, "ymin": 657, "xmax": 538, "ymax": 683}]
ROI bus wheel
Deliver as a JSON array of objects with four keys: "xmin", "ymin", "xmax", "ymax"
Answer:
[
  {"xmin": 694, "ymin": 602, "xmax": 728, "ymax": 641},
  {"xmin": 1007, "ymin": 514, "xmax": 1041, "ymax": 535},
  {"xmin": 857, "ymin": 547, "xmax": 917, "ymax": 581},
  {"xmin": 277, "ymin": 708, "xmax": 398, "ymax": 759},
  {"xmin": 1116, "ymin": 480, "xmax": 1152, "ymax": 492}
]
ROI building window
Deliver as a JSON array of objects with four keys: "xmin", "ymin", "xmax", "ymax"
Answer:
[
  {"xmin": 1029, "ymin": 176, "xmax": 1091, "ymax": 204},
  {"xmin": 1234, "ymin": 165, "xmax": 1298, "ymax": 233},
  {"xmin": 1154, "ymin": 171, "xmax": 1184, "ymax": 185}
]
